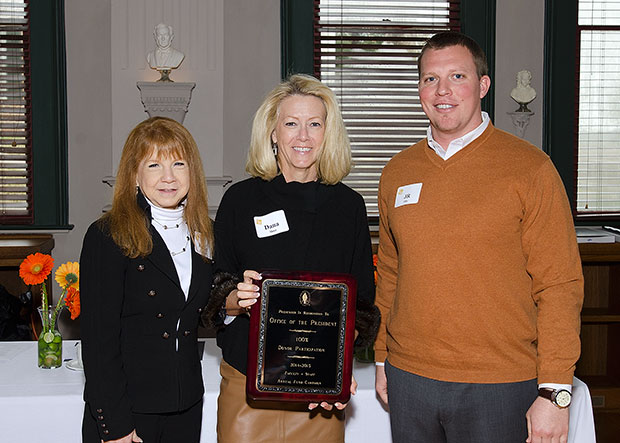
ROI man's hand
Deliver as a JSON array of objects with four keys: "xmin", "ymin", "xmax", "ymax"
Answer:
[
  {"xmin": 526, "ymin": 396, "xmax": 569, "ymax": 443},
  {"xmin": 375, "ymin": 364, "xmax": 388, "ymax": 407}
]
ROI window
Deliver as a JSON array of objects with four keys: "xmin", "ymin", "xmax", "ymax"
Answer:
[
  {"xmin": 282, "ymin": 0, "xmax": 495, "ymax": 219},
  {"xmin": 545, "ymin": 0, "xmax": 620, "ymax": 223},
  {"xmin": 0, "ymin": 0, "xmax": 69, "ymax": 229},
  {"xmin": 314, "ymin": 0, "xmax": 460, "ymax": 216},
  {"xmin": 575, "ymin": 0, "xmax": 620, "ymax": 215},
  {"xmin": 0, "ymin": 0, "xmax": 31, "ymax": 223}
]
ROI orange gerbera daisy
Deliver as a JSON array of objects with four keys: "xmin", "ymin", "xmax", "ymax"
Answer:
[
  {"xmin": 373, "ymin": 253, "xmax": 378, "ymax": 285},
  {"xmin": 55, "ymin": 261, "xmax": 80, "ymax": 291},
  {"xmin": 64, "ymin": 287, "xmax": 81, "ymax": 320},
  {"xmin": 19, "ymin": 253, "xmax": 54, "ymax": 285}
]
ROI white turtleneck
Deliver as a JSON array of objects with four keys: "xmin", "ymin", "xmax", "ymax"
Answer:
[{"xmin": 147, "ymin": 198, "xmax": 192, "ymax": 300}]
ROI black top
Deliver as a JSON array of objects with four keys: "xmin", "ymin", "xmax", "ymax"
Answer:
[
  {"xmin": 80, "ymin": 193, "xmax": 213, "ymax": 441},
  {"xmin": 214, "ymin": 175, "xmax": 375, "ymax": 374}
]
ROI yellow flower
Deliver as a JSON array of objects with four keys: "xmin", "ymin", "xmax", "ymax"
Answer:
[{"xmin": 55, "ymin": 261, "xmax": 80, "ymax": 291}]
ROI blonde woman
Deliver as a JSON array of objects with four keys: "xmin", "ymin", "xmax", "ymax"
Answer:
[
  {"xmin": 80, "ymin": 117, "xmax": 213, "ymax": 443},
  {"xmin": 206, "ymin": 75, "xmax": 379, "ymax": 443}
]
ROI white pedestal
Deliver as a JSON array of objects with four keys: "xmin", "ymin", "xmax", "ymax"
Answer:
[
  {"xmin": 507, "ymin": 111, "xmax": 535, "ymax": 138},
  {"xmin": 137, "ymin": 81, "xmax": 196, "ymax": 124}
]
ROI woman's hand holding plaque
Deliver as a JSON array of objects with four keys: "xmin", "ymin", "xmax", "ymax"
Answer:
[{"xmin": 226, "ymin": 270, "xmax": 261, "ymax": 315}]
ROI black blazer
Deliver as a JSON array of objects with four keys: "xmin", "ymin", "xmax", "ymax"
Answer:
[{"xmin": 80, "ymin": 196, "xmax": 213, "ymax": 441}]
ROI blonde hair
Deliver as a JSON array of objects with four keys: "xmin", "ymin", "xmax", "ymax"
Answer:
[
  {"xmin": 102, "ymin": 117, "xmax": 213, "ymax": 259},
  {"xmin": 246, "ymin": 74, "xmax": 351, "ymax": 185}
]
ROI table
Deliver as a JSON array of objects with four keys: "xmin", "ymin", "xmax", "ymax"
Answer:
[
  {"xmin": 0, "ymin": 340, "xmax": 389, "ymax": 442},
  {"xmin": 0, "ymin": 340, "xmax": 595, "ymax": 442}
]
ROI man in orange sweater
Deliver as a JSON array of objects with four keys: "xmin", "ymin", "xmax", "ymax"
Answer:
[{"xmin": 374, "ymin": 31, "xmax": 583, "ymax": 443}]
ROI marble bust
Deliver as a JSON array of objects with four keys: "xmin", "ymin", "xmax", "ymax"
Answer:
[
  {"xmin": 146, "ymin": 23, "xmax": 185, "ymax": 80},
  {"xmin": 510, "ymin": 70, "xmax": 536, "ymax": 112}
]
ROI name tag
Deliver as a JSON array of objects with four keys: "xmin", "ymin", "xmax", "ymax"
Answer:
[
  {"xmin": 395, "ymin": 183, "xmax": 422, "ymax": 208},
  {"xmin": 254, "ymin": 210, "xmax": 290, "ymax": 238}
]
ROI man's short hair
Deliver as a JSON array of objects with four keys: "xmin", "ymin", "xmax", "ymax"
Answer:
[{"xmin": 418, "ymin": 31, "xmax": 488, "ymax": 79}]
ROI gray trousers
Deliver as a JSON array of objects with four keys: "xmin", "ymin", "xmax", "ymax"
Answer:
[{"xmin": 385, "ymin": 360, "xmax": 537, "ymax": 443}]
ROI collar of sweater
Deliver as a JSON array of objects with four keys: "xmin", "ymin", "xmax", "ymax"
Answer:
[
  {"xmin": 424, "ymin": 122, "xmax": 496, "ymax": 169},
  {"xmin": 261, "ymin": 174, "xmax": 329, "ymax": 213}
]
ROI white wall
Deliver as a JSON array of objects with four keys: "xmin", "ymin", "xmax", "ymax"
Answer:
[
  {"xmin": 494, "ymin": 0, "xmax": 545, "ymax": 148},
  {"xmin": 110, "ymin": 0, "xmax": 225, "ymax": 182},
  {"xmin": 52, "ymin": 0, "xmax": 113, "ymax": 337},
  {"xmin": 7, "ymin": 1, "xmax": 543, "ymax": 337},
  {"xmin": 44, "ymin": 0, "xmax": 280, "ymax": 337},
  {"xmin": 223, "ymin": 0, "xmax": 280, "ymax": 183}
]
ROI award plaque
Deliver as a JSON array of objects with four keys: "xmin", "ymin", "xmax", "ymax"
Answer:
[{"xmin": 246, "ymin": 271, "xmax": 357, "ymax": 403}]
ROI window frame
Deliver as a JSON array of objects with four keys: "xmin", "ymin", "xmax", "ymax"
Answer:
[
  {"xmin": 1, "ymin": 0, "xmax": 70, "ymax": 230},
  {"xmin": 544, "ymin": 0, "xmax": 620, "ymax": 225}
]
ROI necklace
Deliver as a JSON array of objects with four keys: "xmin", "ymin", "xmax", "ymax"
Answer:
[
  {"xmin": 152, "ymin": 218, "xmax": 180, "ymax": 230},
  {"xmin": 170, "ymin": 236, "xmax": 190, "ymax": 257}
]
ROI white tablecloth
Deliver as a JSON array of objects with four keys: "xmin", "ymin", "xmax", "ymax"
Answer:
[
  {"xmin": 0, "ymin": 340, "xmax": 388, "ymax": 442},
  {"xmin": 0, "ymin": 340, "xmax": 594, "ymax": 442}
]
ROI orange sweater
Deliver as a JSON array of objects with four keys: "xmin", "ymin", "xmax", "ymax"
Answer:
[{"xmin": 375, "ymin": 124, "xmax": 583, "ymax": 384}]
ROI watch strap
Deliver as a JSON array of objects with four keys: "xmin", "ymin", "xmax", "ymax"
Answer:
[
  {"xmin": 538, "ymin": 388, "xmax": 571, "ymax": 408},
  {"xmin": 538, "ymin": 388, "xmax": 554, "ymax": 401}
]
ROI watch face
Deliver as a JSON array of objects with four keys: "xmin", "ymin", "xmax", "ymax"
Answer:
[{"xmin": 554, "ymin": 390, "xmax": 571, "ymax": 408}]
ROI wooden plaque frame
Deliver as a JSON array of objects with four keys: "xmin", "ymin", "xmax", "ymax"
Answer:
[{"xmin": 246, "ymin": 271, "xmax": 357, "ymax": 403}]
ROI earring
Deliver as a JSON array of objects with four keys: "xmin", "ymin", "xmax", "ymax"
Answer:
[{"xmin": 272, "ymin": 142, "xmax": 278, "ymax": 156}]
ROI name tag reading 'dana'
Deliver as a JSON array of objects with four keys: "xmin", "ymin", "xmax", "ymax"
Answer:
[
  {"xmin": 395, "ymin": 183, "xmax": 422, "ymax": 208},
  {"xmin": 254, "ymin": 210, "xmax": 290, "ymax": 238}
]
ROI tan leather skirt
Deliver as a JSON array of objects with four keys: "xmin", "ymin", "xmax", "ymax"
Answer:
[{"xmin": 217, "ymin": 360, "xmax": 345, "ymax": 443}]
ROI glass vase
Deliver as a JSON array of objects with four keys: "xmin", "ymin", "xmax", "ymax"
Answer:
[
  {"xmin": 37, "ymin": 307, "xmax": 62, "ymax": 369},
  {"xmin": 354, "ymin": 344, "xmax": 375, "ymax": 363}
]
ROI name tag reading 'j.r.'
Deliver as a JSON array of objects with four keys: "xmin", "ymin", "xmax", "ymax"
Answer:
[
  {"xmin": 254, "ymin": 210, "xmax": 290, "ymax": 238},
  {"xmin": 395, "ymin": 183, "xmax": 422, "ymax": 208}
]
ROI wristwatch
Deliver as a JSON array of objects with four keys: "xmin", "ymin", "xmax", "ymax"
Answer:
[{"xmin": 538, "ymin": 388, "xmax": 572, "ymax": 408}]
